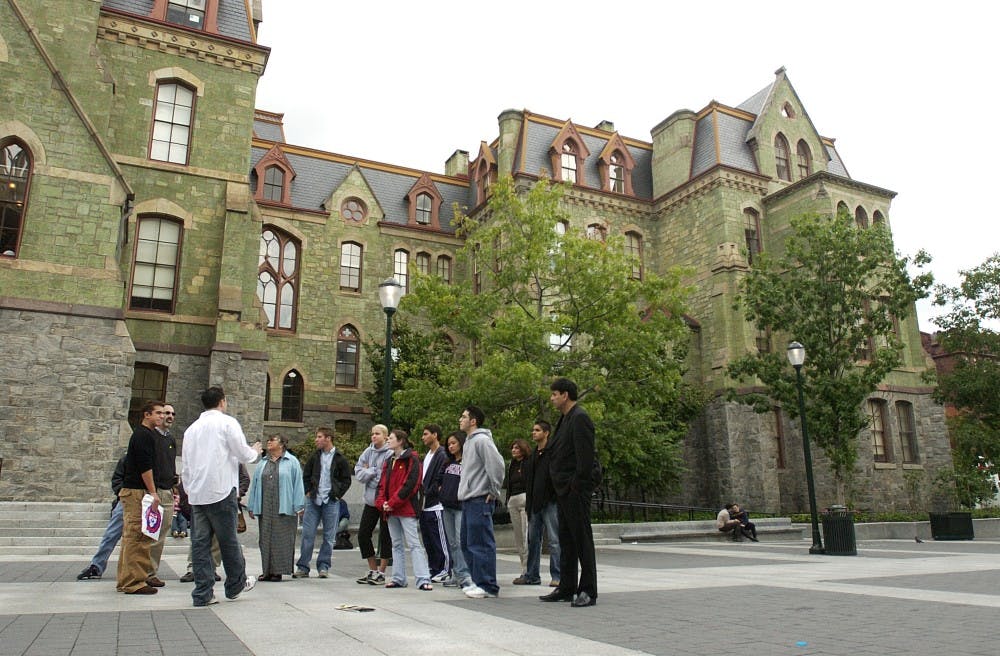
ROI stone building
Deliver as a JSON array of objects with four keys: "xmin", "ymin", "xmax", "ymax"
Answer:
[{"xmin": 0, "ymin": 1, "xmax": 949, "ymax": 511}]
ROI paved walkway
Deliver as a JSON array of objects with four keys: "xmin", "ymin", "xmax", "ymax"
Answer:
[{"xmin": 1, "ymin": 534, "xmax": 998, "ymax": 655}]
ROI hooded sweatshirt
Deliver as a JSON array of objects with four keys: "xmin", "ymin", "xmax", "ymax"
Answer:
[
  {"xmin": 354, "ymin": 442, "xmax": 394, "ymax": 506},
  {"xmin": 457, "ymin": 427, "xmax": 505, "ymax": 501}
]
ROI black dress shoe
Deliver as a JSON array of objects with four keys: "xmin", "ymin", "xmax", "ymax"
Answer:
[
  {"xmin": 571, "ymin": 591, "xmax": 597, "ymax": 607},
  {"xmin": 539, "ymin": 590, "xmax": 574, "ymax": 602}
]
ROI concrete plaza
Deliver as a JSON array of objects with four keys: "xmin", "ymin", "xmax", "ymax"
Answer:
[{"xmin": 1, "ymin": 532, "xmax": 998, "ymax": 655}]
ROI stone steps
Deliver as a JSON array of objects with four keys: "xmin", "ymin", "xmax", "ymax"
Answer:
[{"xmin": 0, "ymin": 501, "xmax": 188, "ymax": 556}]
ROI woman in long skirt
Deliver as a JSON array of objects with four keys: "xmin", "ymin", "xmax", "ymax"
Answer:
[{"xmin": 247, "ymin": 435, "xmax": 305, "ymax": 581}]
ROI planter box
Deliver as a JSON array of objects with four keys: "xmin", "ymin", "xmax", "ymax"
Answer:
[{"xmin": 929, "ymin": 512, "xmax": 975, "ymax": 540}]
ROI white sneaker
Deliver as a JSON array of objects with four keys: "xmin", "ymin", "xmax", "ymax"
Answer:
[
  {"xmin": 464, "ymin": 585, "xmax": 496, "ymax": 598},
  {"xmin": 430, "ymin": 571, "xmax": 449, "ymax": 583},
  {"xmin": 227, "ymin": 575, "xmax": 256, "ymax": 600}
]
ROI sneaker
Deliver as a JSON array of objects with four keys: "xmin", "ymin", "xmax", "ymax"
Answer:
[
  {"xmin": 292, "ymin": 570, "xmax": 309, "ymax": 579},
  {"xmin": 318, "ymin": 570, "xmax": 329, "ymax": 579},
  {"xmin": 179, "ymin": 571, "xmax": 194, "ymax": 583},
  {"xmin": 195, "ymin": 595, "xmax": 219, "ymax": 607},
  {"xmin": 356, "ymin": 571, "xmax": 373, "ymax": 584},
  {"xmin": 76, "ymin": 565, "xmax": 101, "ymax": 580},
  {"xmin": 464, "ymin": 585, "xmax": 496, "ymax": 598},
  {"xmin": 430, "ymin": 571, "xmax": 449, "ymax": 583},
  {"xmin": 513, "ymin": 576, "xmax": 540, "ymax": 585},
  {"xmin": 369, "ymin": 572, "xmax": 385, "ymax": 585},
  {"xmin": 442, "ymin": 577, "xmax": 458, "ymax": 587},
  {"xmin": 227, "ymin": 575, "xmax": 256, "ymax": 600}
]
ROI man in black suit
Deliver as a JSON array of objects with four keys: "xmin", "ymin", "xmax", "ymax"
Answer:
[{"xmin": 539, "ymin": 377, "xmax": 597, "ymax": 607}]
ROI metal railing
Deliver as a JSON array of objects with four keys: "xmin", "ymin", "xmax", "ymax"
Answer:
[{"xmin": 590, "ymin": 497, "xmax": 776, "ymax": 523}]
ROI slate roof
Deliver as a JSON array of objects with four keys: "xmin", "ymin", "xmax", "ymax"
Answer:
[
  {"xmin": 253, "ymin": 118, "xmax": 285, "ymax": 143},
  {"xmin": 250, "ymin": 147, "xmax": 467, "ymax": 234},
  {"xmin": 513, "ymin": 117, "xmax": 654, "ymax": 200},
  {"xmin": 691, "ymin": 110, "xmax": 759, "ymax": 178},
  {"xmin": 101, "ymin": 0, "xmax": 255, "ymax": 42},
  {"xmin": 737, "ymin": 83, "xmax": 771, "ymax": 115}
]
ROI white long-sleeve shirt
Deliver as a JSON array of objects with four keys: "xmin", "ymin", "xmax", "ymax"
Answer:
[{"xmin": 181, "ymin": 408, "xmax": 259, "ymax": 505}]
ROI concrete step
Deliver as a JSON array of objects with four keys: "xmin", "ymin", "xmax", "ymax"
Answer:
[
  {"xmin": 0, "ymin": 526, "xmax": 121, "ymax": 537},
  {"xmin": 0, "ymin": 501, "xmax": 110, "ymax": 513},
  {"xmin": 0, "ymin": 544, "xmax": 190, "ymax": 556}
]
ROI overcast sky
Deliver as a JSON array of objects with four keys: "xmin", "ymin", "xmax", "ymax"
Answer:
[{"xmin": 253, "ymin": 1, "xmax": 999, "ymax": 331}]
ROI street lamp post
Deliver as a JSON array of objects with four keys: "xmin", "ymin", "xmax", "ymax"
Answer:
[
  {"xmin": 378, "ymin": 278, "xmax": 403, "ymax": 426},
  {"xmin": 786, "ymin": 341, "xmax": 825, "ymax": 555}
]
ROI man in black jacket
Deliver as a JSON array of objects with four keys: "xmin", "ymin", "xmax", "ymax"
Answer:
[
  {"xmin": 294, "ymin": 427, "xmax": 352, "ymax": 578},
  {"xmin": 539, "ymin": 378, "xmax": 597, "ymax": 607},
  {"xmin": 419, "ymin": 424, "xmax": 450, "ymax": 582}
]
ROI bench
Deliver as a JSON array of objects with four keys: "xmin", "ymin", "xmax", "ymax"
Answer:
[{"xmin": 616, "ymin": 517, "xmax": 804, "ymax": 544}]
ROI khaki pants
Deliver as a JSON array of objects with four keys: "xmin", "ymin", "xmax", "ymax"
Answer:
[
  {"xmin": 149, "ymin": 488, "xmax": 174, "ymax": 578},
  {"xmin": 116, "ymin": 488, "xmax": 156, "ymax": 593}
]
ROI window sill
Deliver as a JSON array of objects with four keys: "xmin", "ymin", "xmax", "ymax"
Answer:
[
  {"xmin": 902, "ymin": 463, "xmax": 924, "ymax": 470},
  {"xmin": 264, "ymin": 420, "xmax": 304, "ymax": 428},
  {"xmin": 874, "ymin": 462, "xmax": 898, "ymax": 470}
]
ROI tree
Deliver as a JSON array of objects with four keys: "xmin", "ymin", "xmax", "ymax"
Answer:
[
  {"xmin": 931, "ymin": 254, "xmax": 1000, "ymax": 505},
  {"xmin": 727, "ymin": 209, "xmax": 932, "ymax": 492},
  {"xmin": 363, "ymin": 319, "xmax": 454, "ymax": 432},
  {"xmin": 392, "ymin": 175, "xmax": 703, "ymax": 496}
]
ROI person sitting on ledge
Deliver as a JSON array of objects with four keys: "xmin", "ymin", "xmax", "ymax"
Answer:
[
  {"xmin": 731, "ymin": 503, "xmax": 758, "ymax": 542},
  {"xmin": 716, "ymin": 503, "xmax": 743, "ymax": 541}
]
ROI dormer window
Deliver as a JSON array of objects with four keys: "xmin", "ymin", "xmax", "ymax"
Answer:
[
  {"xmin": 609, "ymin": 155, "xmax": 624, "ymax": 193},
  {"xmin": 598, "ymin": 136, "xmax": 635, "ymax": 195},
  {"xmin": 262, "ymin": 166, "xmax": 284, "ymax": 202},
  {"xmin": 166, "ymin": 0, "xmax": 206, "ymax": 29},
  {"xmin": 416, "ymin": 193, "xmax": 432, "ymax": 224},
  {"xmin": 405, "ymin": 174, "xmax": 442, "ymax": 228},
  {"xmin": 561, "ymin": 143, "xmax": 578, "ymax": 183},
  {"xmin": 252, "ymin": 146, "xmax": 295, "ymax": 205}
]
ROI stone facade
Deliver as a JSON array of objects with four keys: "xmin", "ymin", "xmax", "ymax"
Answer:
[{"xmin": 0, "ymin": 4, "xmax": 951, "ymax": 510}]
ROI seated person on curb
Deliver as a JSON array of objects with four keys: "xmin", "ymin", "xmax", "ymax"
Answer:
[
  {"xmin": 716, "ymin": 503, "xmax": 743, "ymax": 541},
  {"xmin": 732, "ymin": 503, "xmax": 758, "ymax": 542}
]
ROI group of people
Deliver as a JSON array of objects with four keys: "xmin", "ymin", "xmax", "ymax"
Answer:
[
  {"xmin": 76, "ymin": 377, "xmax": 601, "ymax": 608},
  {"xmin": 78, "ymin": 387, "xmax": 263, "ymax": 606}
]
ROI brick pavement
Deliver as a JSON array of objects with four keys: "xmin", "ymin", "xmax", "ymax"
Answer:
[{"xmin": 1, "ymin": 537, "xmax": 998, "ymax": 655}]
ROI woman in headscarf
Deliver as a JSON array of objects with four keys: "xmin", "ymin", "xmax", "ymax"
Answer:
[{"xmin": 247, "ymin": 435, "xmax": 305, "ymax": 581}]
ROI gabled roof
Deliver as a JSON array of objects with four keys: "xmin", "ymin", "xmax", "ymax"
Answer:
[
  {"xmin": 511, "ymin": 111, "xmax": 654, "ymax": 199},
  {"xmin": 250, "ymin": 142, "xmax": 470, "ymax": 234}
]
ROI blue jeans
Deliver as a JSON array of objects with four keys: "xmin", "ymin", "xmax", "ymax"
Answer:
[
  {"xmin": 387, "ymin": 515, "xmax": 431, "ymax": 587},
  {"xmin": 296, "ymin": 499, "xmax": 340, "ymax": 573},
  {"xmin": 171, "ymin": 512, "xmax": 189, "ymax": 534},
  {"xmin": 525, "ymin": 501, "xmax": 560, "ymax": 583},
  {"xmin": 460, "ymin": 496, "xmax": 498, "ymax": 595},
  {"xmin": 191, "ymin": 488, "xmax": 246, "ymax": 606},
  {"xmin": 90, "ymin": 502, "xmax": 123, "ymax": 575},
  {"xmin": 441, "ymin": 506, "xmax": 470, "ymax": 586}
]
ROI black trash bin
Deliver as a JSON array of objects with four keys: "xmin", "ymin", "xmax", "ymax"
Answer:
[
  {"xmin": 929, "ymin": 512, "xmax": 974, "ymax": 540},
  {"xmin": 821, "ymin": 506, "xmax": 857, "ymax": 555}
]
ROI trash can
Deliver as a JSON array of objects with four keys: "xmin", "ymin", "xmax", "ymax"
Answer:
[
  {"xmin": 929, "ymin": 512, "xmax": 974, "ymax": 540},
  {"xmin": 821, "ymin": 505, "xmax": 857, "ymax": 556}
]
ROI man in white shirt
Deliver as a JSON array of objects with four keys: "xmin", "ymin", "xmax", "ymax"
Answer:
[{"xmin": 181, "ymin": 386, "xmax": 262, "ymax": 607}]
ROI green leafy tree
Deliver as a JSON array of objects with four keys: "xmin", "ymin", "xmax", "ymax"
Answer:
[
  {"xmin": 392, "ymin": 175, "xmax": 703, "ymax": 496},
  {"xmin": 728, "ymin": 209, "xmax": 932, "ymax": 492},
  {"xmin": 931, "ymin": 254, "xmax": 1000, "ymax": 505},
  {"xmin": 363, "ymin": 319, "xmax": 455, "ymax": 432}
]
